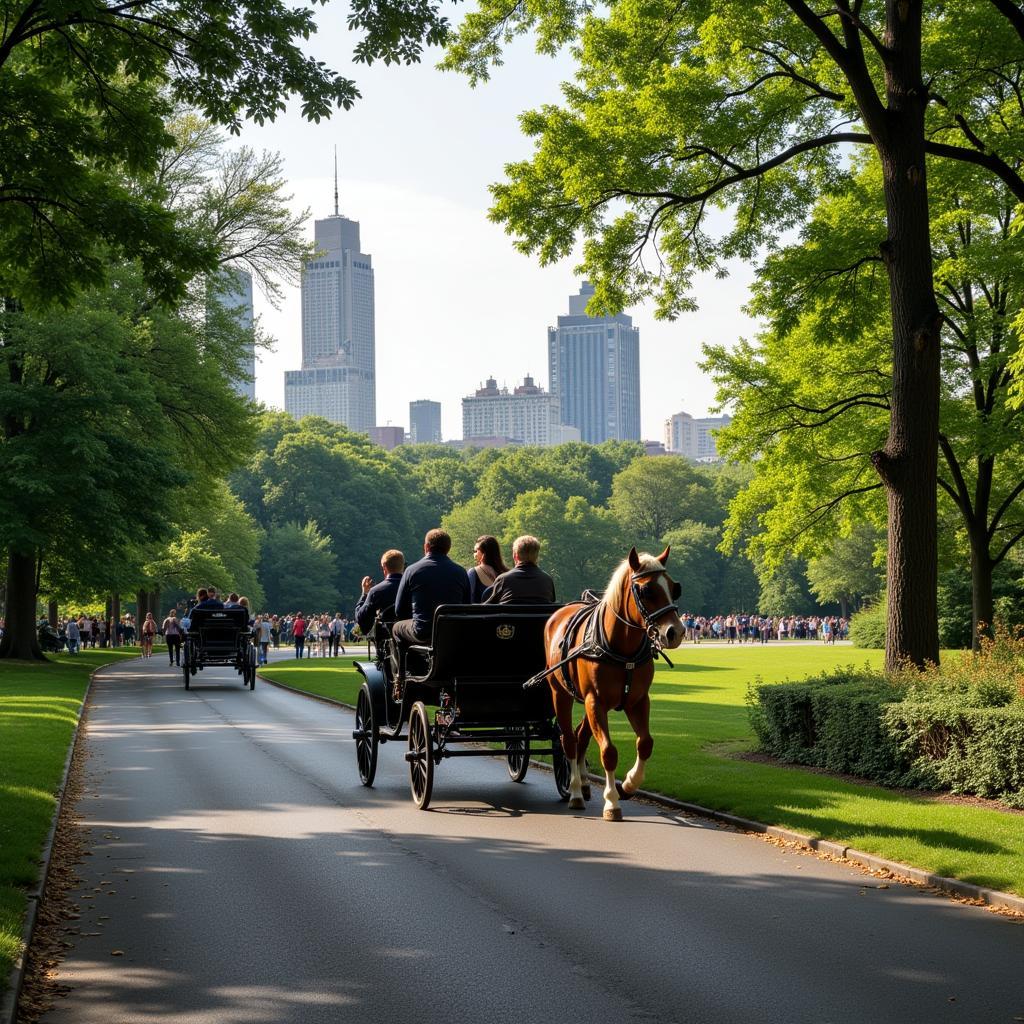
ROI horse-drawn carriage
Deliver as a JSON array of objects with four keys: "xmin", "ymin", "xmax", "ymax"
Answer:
[
  {"xmin": 182, "ymin": 607, "xmax": 257, "ymax": 690},
  {"xmin": 352, "ymin": 603, "xmax": 573, "ymax": 809}
]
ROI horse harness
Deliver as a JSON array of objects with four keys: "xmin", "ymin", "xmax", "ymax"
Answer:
[{"xmin": 524, "ymin": 567, "xmax": 679, "ymax": 710}]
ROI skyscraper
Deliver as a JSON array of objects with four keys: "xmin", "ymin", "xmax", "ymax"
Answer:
[
  {"xmin": 664, "ymin": 411, "xmax": 732, "ymax": 461},
  {"xmin": 284, "ymin": 165, "xmax": 376, "ymax": 432},
  {"xmin": 462, "ymin": 376, "xmax": 563, "ymax": 446},
  {"xmin": 409, "ymin": 400, "xmax": 442, "ymax": 444},
  {"xmin": 547, "ymin": 281, "xmax": 641, "ymax": 443}
]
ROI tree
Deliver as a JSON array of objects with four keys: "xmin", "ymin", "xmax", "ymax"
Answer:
[
  {"xmin": 260, "ymin": 522, "xmax": 340, "ymax": 612},
  {"xmin": 1, "ymin": 0, "xmax": 455, "ymax": 303},
  {"xmin": 442, "ymin": 495, "xmax": 508, "ymax": 568},
  {"xmin": 708, "ymin": 152, "xmax": 1024, "ymax": 645},
  {"xmin": 661, "ymin": 520, "xmax": 760, "ymax": 615},
  {"xmin": 806, "ymin": 524, "xmax": 885, "ymax": 618},
  {"xmin": 444, "ymin": 1, "xmax": 1024, "ymax": 669},
  {"xmin": 609, "ymin": 457, "xmax": 718, "ymax": 548}
]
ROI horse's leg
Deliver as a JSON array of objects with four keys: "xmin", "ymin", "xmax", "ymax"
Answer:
[
  {"xmin": 584, "ymin": 692, "xmax": 621, "ymax": 821},
  {"xmin": 617, "ymin": 695, "xmax": 654, "ymax": 800},
  {"xmin": 553, "ymin": 684, "xmax": 585, "ymax": 810},
  {"xmin": 575, "ymin": 716, "xmax": 592, "ymax": 801}
]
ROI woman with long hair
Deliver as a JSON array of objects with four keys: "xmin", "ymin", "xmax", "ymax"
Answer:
[
  {"xmin": 141, "ymin": 612, "xmax": 157, "ymax": 658},
  {"xmin": 467, "ymin": 535, "xmax": 508, "ymax": 603}
]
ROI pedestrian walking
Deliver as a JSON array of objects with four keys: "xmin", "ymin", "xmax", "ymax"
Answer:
[
  {"xmin": 162, "ymin": 609, "xmax": 183, "ymax": 666},
  {"xmin": 65, "ymin": 616, "xmax": 80, "ymax": 654},
  {"xmin": 141, "ymin": 612, "xmax": 156, "ymax": 658},
  {"xmin": 292, "ymin": 612, "xmax": 306, "ymax": 659}
]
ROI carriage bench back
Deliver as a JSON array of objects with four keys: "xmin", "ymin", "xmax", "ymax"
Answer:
[
  {"xmin": 186, "ymin": 608, "xmax": 250, "ymax": 656},
  {"xmin": 406, "ymin": 604, "xmax": 562, "ymax": 721}
]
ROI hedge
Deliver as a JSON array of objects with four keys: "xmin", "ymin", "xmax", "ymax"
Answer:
[
  {"xmin": 749, "ymin": 668, "xmax": 909, "ymax": 784},
  {"xmin": 884, "ymin": 698, "xmax": 1024, "ymax": 806}
]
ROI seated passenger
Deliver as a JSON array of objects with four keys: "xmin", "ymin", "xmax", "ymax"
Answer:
[
  {"xmin": 223, "ymin": 592, "xmax": 243, "ymax": 609},
  {"xmin": 467, "ymin": 535, "xmax": 508, "ymax": 603},
  {"xmin": 483, "ymin": 535, "xmax": 556, "ymax": 605},
  {"xmin": 391, "ymin": 529, "xmax": 470, "ymax": 676},
  {"xmin": 191, "ymin": 587, "xmax": 223, "ymax": 611},
  {"xmin": 355, "ymin": 549, "xmax": 405, "ymax": 634}
]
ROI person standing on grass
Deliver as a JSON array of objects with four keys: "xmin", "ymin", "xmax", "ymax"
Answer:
[
  {"xmin": 65, "ymin": 615, "xmax": 80, "ymax": 654},
  {"xmin": 292, "ymin": 612, "xmax": 306, "ymax": 659},
  {"xmin": 163, "ymin": 609, "xmax": 183, "ymax": 666}
]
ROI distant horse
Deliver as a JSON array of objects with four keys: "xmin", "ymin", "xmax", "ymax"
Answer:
[{"xmin": 540, "ymin": 547, "xmax": 684, "ymax": 821}]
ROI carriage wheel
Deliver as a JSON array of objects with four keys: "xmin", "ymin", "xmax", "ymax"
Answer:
[
  {"xmin": 551, "ymin": 737, "xmax": 572, "ymax": 801},
  {"xmin": 354, "ymin": 685, "xmax": 379, "ymax": 786},
  {"xmin": 408, "ymin": 701, "xmax": 434, "ymax": 810},
  {"xmin": 183, "ymin": 656, "xmax": 191, "ymax": 691},
  {"xmin": 505, "ymin": 726, "xmax": 530, "ymax": 782},
  {"xmin": 248, "ymin": 643, "xmax": 257, "ymax": 690}
]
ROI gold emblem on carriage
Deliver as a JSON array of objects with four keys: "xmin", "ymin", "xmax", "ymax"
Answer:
[{"xmin": 496, "ymin": 624, "xmax": 515, "ymax": 640}]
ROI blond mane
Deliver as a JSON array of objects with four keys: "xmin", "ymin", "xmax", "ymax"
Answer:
[{"xmin": 599, "ymin": 552, "xmax": 664, "ymax": 611}]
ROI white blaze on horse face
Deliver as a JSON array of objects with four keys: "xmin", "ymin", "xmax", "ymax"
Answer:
[{"xmin": 651, "ymin": 574, "xmax": 685, "ymax": 649}]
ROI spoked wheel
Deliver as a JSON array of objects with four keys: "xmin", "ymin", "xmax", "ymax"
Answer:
[
  {"xmin": 183, "ymin": 657, "xmax": 191, "ymax": 690},
  {"xmin": 551, "ymin": 736, "xmax": 572, "ymax": 801},
  {"xmin": 505, "ymin": 726, "xmax": 530, "ymax": 782},
  {"xmin": 354, "ymin": 684, "xmax": 379, "ymax": 786},
  {"xmin": 248, "ymin": 644, "xmax": 257, "ymax": 690},
  {"xmin": 407, "ymin": 701, "xmax": 434, "ymax": 810}
]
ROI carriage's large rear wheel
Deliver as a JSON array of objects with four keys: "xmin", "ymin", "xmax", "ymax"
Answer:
[
  {"xmin": 354, "ymin": 684, "xmax": 379, "ymax": 786},
  {"xmin": 551, "ymin": 736, "xmax": 572, "ymax": 801},
  {"xmin": 408, "ymin": 701, "xmax": 434, "ymax": 810},
  {"xmin": 183, "ymin": 655, "xmax": 190, "ymax": 691},
  {"xmin": 248, "ymin": 643, "xmax": 257, "ymax": 690},
  {"xmin": 505, "ymin": 726, "xmax": 530, "ymax": 782}
]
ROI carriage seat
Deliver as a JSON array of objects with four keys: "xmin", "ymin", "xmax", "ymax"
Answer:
[{"xmin": 403, "ymin": 603, "xmax": 562, "ymax": 687}]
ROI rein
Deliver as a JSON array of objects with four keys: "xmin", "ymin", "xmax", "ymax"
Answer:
[{"xmin": 524, "ymin": 568, "xmax": 677, "ymax": 705}]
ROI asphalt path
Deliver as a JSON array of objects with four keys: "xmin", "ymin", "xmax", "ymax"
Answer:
[{"xmin": 37, "ymin": 656, "xmax": 1024, "ymax": 1024}]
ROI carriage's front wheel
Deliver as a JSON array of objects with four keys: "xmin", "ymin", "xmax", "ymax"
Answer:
[
  {"xmin": 506, "ymin": 726, "xmax": 530, "ymax": 782},
  {"xmin": 408, "ymin": 701, "xmax": 434, "ymax": 810},
  {"xmin": 354, "ymin": 685, "xmax": 379, "ymax": 786},
  {"xmin": 551, "ymin": 737, "xmax": 572, "ymax": 801}
]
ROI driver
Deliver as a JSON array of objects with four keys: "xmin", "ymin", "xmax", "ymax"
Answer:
[
  {"xmin": 390, "ymin": 529, "xmax": 469, "ymax": 677},
  {"xmin": 355, "ymin": 549, "xmax": 405, "ymax": 634}
]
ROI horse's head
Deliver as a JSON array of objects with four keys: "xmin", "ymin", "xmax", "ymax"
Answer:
[{"xmin": 627, "ymin": 546, "xmax": 684, "ymax": 650}]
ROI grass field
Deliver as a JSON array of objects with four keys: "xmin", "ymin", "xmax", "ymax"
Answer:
[
  {"xmin": 260, "ymin": 644, "xmax": 1024, "ymax": 896},
  {"xmin": 0, "ymin": 648, "xmax": 138, "ymax": 992}
]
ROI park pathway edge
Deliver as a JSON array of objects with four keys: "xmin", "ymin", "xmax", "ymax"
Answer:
[
  {"xmin": 1, "ymin": 655, "xmax": 141, "ymax": 1024},
  {"xmin": 257, "ymin": 668, "xmax": 1024, "ymax": 919}
]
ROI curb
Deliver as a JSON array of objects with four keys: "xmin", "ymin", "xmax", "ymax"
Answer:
[
  {"xmin": 255, "ymin": 670, "xmax": 1024, "ymax": 918},
  {"xmin": 1, "ymin": 655, "xmax": 141, "ymax": 1024}
]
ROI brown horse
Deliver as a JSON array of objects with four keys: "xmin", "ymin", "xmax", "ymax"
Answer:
[{"xmin": 543, "ymin": 546, "xmax": 684, "ymax": 820}]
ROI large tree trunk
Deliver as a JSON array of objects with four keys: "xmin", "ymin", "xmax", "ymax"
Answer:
[
  {"xmin": 970, "ymin": 539, "xmax": 994, "ymax": 651},
  {"xmin": 873, "ymin": 0, "xmax": 941, "ymax": 672},
  {"xmin": 0, "ymin": 547, "xmax": 44, "ymax": 660}
]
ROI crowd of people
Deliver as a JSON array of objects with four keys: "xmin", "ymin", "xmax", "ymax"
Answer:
[
  {"xmin": 37, "ymin": 612, "xmax": 139, "ymax": 653},
  {"xmin": 680, "ymin": 614, "xmax": 850, "ymax": 643}
]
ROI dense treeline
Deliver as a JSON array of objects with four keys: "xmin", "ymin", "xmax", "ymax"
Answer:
[{"xmin": 225, "ymin": 412, "xmax": 881, "ymax": 617}]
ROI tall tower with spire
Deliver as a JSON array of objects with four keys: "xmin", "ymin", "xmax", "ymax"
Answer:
[{"xmin": 284, "ymin": 153, "xmax": 376, "ymax": 432}]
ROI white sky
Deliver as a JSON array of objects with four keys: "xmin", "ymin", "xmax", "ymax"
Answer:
[{"xmin": 237, "ymin": 5, "xmax": 758, "ymax": 442}]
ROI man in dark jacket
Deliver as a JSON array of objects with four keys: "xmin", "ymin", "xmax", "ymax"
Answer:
[
  {"xmin": 355, "ymin": 549, "xmax": 405, "ymax": 634},
  {"xmin": 391, "ymin": 529, "xmax": 470, "ymax": 675},
  {"xmin": 484, "ymin": 535, "xmax": 557, "ymax": 605}
]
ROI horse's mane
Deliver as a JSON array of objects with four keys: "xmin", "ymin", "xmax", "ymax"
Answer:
[{"xmin": 599, "ymin": 552, "xmax": 663, "ymax": 611}]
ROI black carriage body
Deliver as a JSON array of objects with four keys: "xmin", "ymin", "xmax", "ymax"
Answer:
[
  {"xmin": 182, "ymin": 608, "xmax": 256, "ymax": 690},
  {"xmin": 353, "ymin": 603, "xmax": 574, "ymax": 807}
]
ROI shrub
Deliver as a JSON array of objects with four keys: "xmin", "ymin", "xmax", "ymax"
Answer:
[
  {"xmin": 749, "ymin": 667, "xmax": 909, "ymax": 784},
  {"xmin": 849, "ymin": 599, "xmax": 886, "ymax": 649}
]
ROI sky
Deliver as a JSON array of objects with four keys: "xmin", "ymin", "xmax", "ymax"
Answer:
[{"xmin": 236, "ymin": 4, "xmax": 759, "ymax": 442}]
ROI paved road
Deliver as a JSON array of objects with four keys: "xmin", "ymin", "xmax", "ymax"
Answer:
[{"xmin": 38, "ymin": 658, "xmax": 1024, "ymax": 1024}]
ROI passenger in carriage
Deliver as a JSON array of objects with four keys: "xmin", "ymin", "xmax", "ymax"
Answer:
[
  {"xmin": 355, "ymin": 549, "xmax": 405, "ymax": 634},
  {"xmin": 192, "ymin": 587, "xmax": 224, "ymax": 610},
  {"xmin": 223, "ymin": 593, "xmax": 243, "ymax": 609},
  {"xmin": 390, "ymin": 529, "xmax": 470, "ymax": 675},
  {"xmin": 466, "ymin": 535, "xmax": 508, "ymax": 603},
  {"xmin": 483, "ymin": 535, "xmax": 556, "ymax": 605}
]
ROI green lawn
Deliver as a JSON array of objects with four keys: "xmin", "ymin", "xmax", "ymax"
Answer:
[
  {"xmin": 0, "ymin": 648, "xmax": 138, "ymax": 992},
  {"xmin": 260, "ymin": 644, "xmax": 1024, "ymax": 896}
]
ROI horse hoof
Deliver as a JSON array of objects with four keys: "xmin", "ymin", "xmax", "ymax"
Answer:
[
  {"xmin": 615, "ymin": 781, "xmax": 634, "ymax": 801},
  {"xmin": 581, "ymin": 784, "xmax": 592, "ymax": 801},
  {"xmin": 568, "ymin": 797, "xmax": 586, "ymax": 811},
  {"xmin": 603, "ymin": 807, "xmax": 623, "ymax": 822}
]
